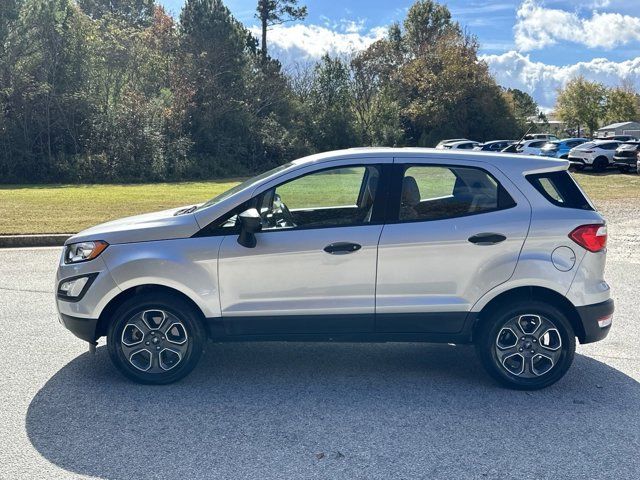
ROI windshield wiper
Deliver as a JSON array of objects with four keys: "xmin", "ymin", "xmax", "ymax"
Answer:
[{"xmin": 174, "ymin": 205, "xmax": 198, "ymax": 216}]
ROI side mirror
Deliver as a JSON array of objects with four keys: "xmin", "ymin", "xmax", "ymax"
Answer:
[{"xmin": 237, "ymin": 208, "xmax": 262, "ymax": 248}]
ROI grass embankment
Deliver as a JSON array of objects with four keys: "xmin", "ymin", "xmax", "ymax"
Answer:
[{"xmin": 0, "ymin": 171, "xmax": 637, "ymax": 235}]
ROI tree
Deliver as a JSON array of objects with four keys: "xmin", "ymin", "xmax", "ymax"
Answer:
[
  {"xmin": 76, "ymin": 0, "xmax": 155, "ymax": 26},
  {"xmin": 603, "ymin": 86, "xmax": 639, "ymax": 125},
  {"xmin": 1, "ymin": 0, "xmax": 93, "ymax": 180},
  {"xmin": 256, "ymin": 0, "xmax": 307, "ymax": 61},
  {"xmin": 503, "ymin": 88, "xmax": 538, "ymax": 134},
  {"xmin": 304, "ymin": 55, "xmax": 359, "ymax": 151},
  {"xmin": 555, "ymin": 77, "xmax": 606, "ymax": 136}
]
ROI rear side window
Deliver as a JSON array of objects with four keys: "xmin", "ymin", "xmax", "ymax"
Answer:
[
  {"xmin": 398, "ymin": 165, "xmax": 516, "ymax": 222},
  {"xmin": 526, "ymin": 171, "xmax": 593, "ymax": 210}
]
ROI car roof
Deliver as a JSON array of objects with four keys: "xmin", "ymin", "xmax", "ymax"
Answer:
[{"xmin": 291, "ymin": 147, "xmax": 568, "ymax": 174}]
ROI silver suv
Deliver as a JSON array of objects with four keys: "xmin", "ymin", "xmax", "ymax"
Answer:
[{"xmin": 55, "ymin": 148, "xmax": 613, "ymax": 389}]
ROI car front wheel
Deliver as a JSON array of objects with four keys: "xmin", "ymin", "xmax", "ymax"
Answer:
[
  {"xmin": 476, "ymin": 301, "xmax": 576, "ymax": 390},
  {"xmin": 107, "ymin": 292, "xmax": 205, "ymax": 384}
]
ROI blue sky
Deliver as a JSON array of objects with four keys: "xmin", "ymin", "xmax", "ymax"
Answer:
[{"xmin": 159, "ymin": 0, "xmax": 640, "ymax": 109}]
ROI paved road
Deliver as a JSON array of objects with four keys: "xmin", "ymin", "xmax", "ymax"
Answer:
[{"xmin": 0, "ymin": 244, "xmax": 639, "ymax": 480}]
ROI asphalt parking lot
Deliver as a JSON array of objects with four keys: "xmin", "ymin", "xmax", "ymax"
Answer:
[{"xmin": 1, "ymin": 206, "xmax": 639, "ymax": 479}]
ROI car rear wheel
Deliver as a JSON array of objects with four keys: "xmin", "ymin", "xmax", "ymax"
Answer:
[
  {"xmin": 107, "ymin": 292, "xmax": 205, "ymax": 384},
  {"xmin": 593, "ymin": 157, "xmax": 608, "ymax": 172},
  {"xmin": 475, "ymin": 301, "xmax": 575, "ymax": 390}
]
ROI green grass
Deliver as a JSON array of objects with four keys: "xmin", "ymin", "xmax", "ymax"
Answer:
[
  {"xmin": 0, "ymin": 181, "xmax": 241, "ymax": 235},
  {"xmin": 0, "ymin": 171, "xmax": 636, "ymax": 235}
]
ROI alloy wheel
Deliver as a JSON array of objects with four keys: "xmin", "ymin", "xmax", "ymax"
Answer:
[
  {"xmin": 120, "ymin": 309, "xmax": 189, "ymax": 373},
  {"xmin": 494, "ymin": 314, "xmax": 563, "ymax": 378}
]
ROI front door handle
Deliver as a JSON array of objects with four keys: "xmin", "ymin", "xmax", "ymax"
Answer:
[
  {"xmin": 323, "ymin": 242, "xmax": 362, "ymax": 254},
  {"xmin": 468, "ymin": 233, "xmax": 507, "ymax": 245}
]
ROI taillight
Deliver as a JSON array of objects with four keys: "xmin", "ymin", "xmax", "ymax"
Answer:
[{"xmin": 569, "ymin": 224, "xmax": 607, "ymax": 252}]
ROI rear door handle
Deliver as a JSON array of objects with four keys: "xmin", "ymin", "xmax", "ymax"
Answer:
[
  {"xmin": 468, "ymin": 233, "xmax": 507, "ymax": 245},
  {"xmin": 323, "ymin": 242, "xmax": 362, "ymax": 254}
]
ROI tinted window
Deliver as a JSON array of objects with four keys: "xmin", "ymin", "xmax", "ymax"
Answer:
[
  {"xmin": 600, "ymin": 142, "xmax": 619, "ymax": 150},
  {"xmin": 398, "ymin": 165, "xmax": 516, "ymax": 222},
  {"xmin": 526, "ymin": 171, "xmax": 593, "ymax": 210},
  {"xmin": 566, "ymin": 140, "xmax": 584, "ymax": 148},
  {"xmin": 529, "ymin": 141, "xmax": 545, "ymax": 148}
]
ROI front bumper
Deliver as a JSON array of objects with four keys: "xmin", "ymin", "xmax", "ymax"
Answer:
[
  {"xmin": 613, "ymin": 156, "xmax": 637, "ymax": 168},
  {"xmin": 576, "ymin": 298, "xmax": 614, "ymax": 344},
  {"xmin": 59, "ymin": 313, "xmax": 98, "ymax": 343}
]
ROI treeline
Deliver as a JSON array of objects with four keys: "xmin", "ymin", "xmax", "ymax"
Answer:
[
  {"xmin": 0, "ymin": 0, "xmax": 539, "ymax": 184},
  {"xmin": 556, "ymin": 78, "xmax": 640, "ymax": 136}
]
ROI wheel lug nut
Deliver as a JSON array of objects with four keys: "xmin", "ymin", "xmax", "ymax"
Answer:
[
  {"xmin": 521, "ymin": 337, "xmax": 525, "ymax": 340},
  {"xmin": 530, "ymin": 350, "xmax": 535, "ymax": 354},
  {"xmin": 519, "ymin": 348, "xmax": 523, "ymax": 352},
  {"xmin": 151, "ymin": 332, "xmax": 155, "ymax": 335},
  {"xmin": 156, "ymin": 346, "xmax": 160, "ymax": 351},
  {"xmin": 532, "ymin": 339, "xmax": 537, "ymax": 343},
  {"xmin": 145, "ymin": 341, "xmax": 150, "ymax": 346}
]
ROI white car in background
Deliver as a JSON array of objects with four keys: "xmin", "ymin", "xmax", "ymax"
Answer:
[
  {"xmin": 440, "ymin": 140, "xmax": 480, "ymax": 150},
  {"xmin": 515, "ymin": 139, "xmax": 548, "ymax": 155},
  {"xmin": 435, "ymin": 138, "xmax": 469, "ymax": 149},
  {"xmin": 568, "ymin": 140, "xmax": 621, "ymax": 171}
]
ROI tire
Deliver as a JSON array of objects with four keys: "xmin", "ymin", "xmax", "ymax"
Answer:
[
  {"xmin": 592, "ymin": 157, "xmax": 608, "ymax": 172},
  {"xmin": 573, "ymin": 164, "xmax": 585, "ymax": 171},
  {"xmin": 107, "ymin": 292, "xmax": 206, "ymax": 384},
  {"xmin": 475, "ymin": 300, "xmax": 576, "ymax": 390}
]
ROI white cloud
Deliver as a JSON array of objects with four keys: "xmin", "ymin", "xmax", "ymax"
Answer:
[
  {"xmin": 251, "ymin": 23, "xmax": 386, "ymax": 63},
  {"xmin": 482, "ymin": 50, "xmax": 640, "ymax": 108},
  {"xmin": 515, "ymin": 0, "xmax": 640, "ymax": 51}
]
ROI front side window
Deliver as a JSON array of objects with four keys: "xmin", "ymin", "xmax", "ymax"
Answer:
[
  {"xmin": 397, "ymin": 165, "xmax": 515, "ymax": 222},
  {"xmin": 259, "ymin": 165, "xmax": 381, "ymax": 230}
]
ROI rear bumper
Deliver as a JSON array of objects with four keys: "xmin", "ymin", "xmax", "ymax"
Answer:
[
  {"xmin": 576, "ymin": 299, "xmax": 614, "ymax": 344},
  {"xmin": 59, "ymin": 313, "xmax": 98, "ymax": 343}
]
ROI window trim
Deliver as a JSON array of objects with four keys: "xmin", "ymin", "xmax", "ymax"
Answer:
[{"xmin": 385, "ymin": 163, "xmax": 518, "ymax": 225}]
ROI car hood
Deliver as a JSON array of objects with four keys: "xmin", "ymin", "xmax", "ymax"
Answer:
[{"xmin": 65, "ymin": 206, "xmax": 201, "ymax": 246}]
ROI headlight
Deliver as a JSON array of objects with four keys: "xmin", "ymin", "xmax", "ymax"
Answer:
[
  {"xmin": 57, "ymin": 273, "xmax": 98, "ymax": 301},
  {"xmin": 64, "ymin": 241, "xmax": 109, "ymax": 264}
]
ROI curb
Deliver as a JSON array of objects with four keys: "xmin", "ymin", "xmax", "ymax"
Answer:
[{"xmin": 0, "ymin": 234, "xmax": 72, "ymax": 248}]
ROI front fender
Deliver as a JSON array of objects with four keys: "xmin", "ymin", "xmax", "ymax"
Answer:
[{"xmin": 101, "ymin": 237, "xmax": 224, "ymax": 318}]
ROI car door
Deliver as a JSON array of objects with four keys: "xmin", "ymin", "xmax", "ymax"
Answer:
[
  {"xmin": 375, "ymin": 159, "xmax": 531, "ymax": 334},
  {"xmin": 217, "ymin": 160, "xmax": 389, "ymax": 335}
]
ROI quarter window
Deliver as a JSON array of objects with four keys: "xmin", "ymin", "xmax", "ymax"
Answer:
[{"xmin": 398, "ymin": 165, "xmax": 515, "ymax": 222}]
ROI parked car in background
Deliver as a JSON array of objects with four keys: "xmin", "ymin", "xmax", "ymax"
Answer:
[
  {"xmin": 524, "ymin": 133, "xmax": 558, "ymax": 141},
  {"xmin": 613, "ymin": 141, "xmax": 640, "ymax": 172},
  {"xmin": 503, "ymin": 139, "xmax": 547, "ymax": 155},
  {"xmin": 435, "ymin": 138, "xmax": 469, "ymax": 149},
  {"xmin": 568, "ymin": 140, "xmax": 621, "ymax": 171},
  {"xmin": 637, "ymin": 152, "xmax": 640, "ymax": 174},
  {"xmin": 605, "ymin": 135, "xmax": 637, "ymax": 142},
  {"xmin": 441, "ymin": 140, "xmax": 480, "ymax": 150},
  {"xmin": 473, "ymin": 140, "xmax": 514, "ymax": 152},
  {"xmin": 539, "ymin": 138, "xmax": 589, "ymax": 159}
]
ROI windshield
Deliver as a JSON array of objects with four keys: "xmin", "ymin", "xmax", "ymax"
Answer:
[
  {"xmin": 197, "ymin": 162, "xmax": 295, "ymax": 210},
  {"xmin": 577, "ymin": 142, "xmax": 596, "ymax": 149}
]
